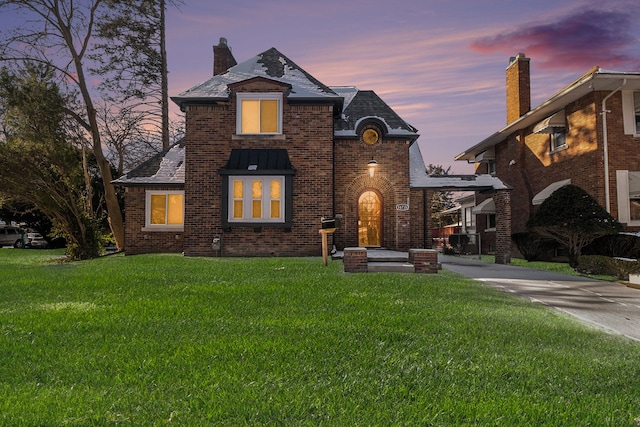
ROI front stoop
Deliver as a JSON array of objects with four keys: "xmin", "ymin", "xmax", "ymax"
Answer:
[
  {"xmin": 368, "ymin": 261, "xmax": 415, "ymax": 273},
  {"xmin": 342, "ymin": 248, "xmax": 438, "ymax": 273}
]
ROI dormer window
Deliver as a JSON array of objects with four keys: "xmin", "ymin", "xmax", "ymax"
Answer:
[{"xmin": 237, "ymin": 93, "xmax": 282, "ymax": 134}]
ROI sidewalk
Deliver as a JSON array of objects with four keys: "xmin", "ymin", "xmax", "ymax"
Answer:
[{"xmin": 440, "ymin": 255, "xmax": 640, "ymax": 342}]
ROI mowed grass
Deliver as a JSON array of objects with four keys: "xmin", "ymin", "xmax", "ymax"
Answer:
[{"xmin": 1, "ymin": 250, "xmax": 640, "ymax": 426}]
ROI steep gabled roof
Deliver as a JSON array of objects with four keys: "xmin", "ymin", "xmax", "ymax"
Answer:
[
  {"xmin": 172, "ymin": 47, "xmax": 341, "ymax": 109},
  {"xmin": 332, "ymin": 86, "xmax": 418, "ymax": 140}
]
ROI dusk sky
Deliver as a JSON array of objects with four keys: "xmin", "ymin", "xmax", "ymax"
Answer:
[
  {"xmin": 164, "ymin": 0, "xmax": 640, "ymax": 173},
  {"xmin": 4, "ymin": 0, "xmax": 640, "ymax": 174}
]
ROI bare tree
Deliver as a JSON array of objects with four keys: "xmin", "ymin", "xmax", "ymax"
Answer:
[{"xmin": 0, "ymin": 0, "xmax": 126, "ymax": 248}]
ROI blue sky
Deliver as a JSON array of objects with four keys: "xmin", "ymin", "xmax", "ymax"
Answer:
[{"xmin": 3, "ymin": 0, "xmax": 640, "ymax": 173}]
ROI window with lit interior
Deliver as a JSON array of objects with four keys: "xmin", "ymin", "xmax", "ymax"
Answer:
[
  {"xmin": 237, "ymin": 93, "xmax": 282, "ymax": 135},
  {"xmin": 146, "ymin": 191, "xmax": 184, "ymax": 228},
  {"xmin": 228, "ymin": 176, "xmax": 284, "ymax": 223}
]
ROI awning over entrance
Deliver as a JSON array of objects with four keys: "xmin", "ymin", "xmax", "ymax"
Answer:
[
  {"xmin": 472, "ymin": 197, "xmax": 495, "ymax": 214},
  {"xmin": 532, "ymin": 179, "xmax": 571, "ymax": 205},
  {"xmin": 220, "ymin": 149, "xmax": 295, "ymax": 175},
  {"xmin": 533, "ymin": 110, "xmax": 566, "ymax": 134}
]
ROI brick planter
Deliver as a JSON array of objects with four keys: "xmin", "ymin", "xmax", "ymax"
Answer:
[
  {"xmin": 409, "ymin": 248, "xmax": 438, "ymax": 273},
  {"xmin": 343, "ymin": 247, "xmax": 368, "ymax": 273}
]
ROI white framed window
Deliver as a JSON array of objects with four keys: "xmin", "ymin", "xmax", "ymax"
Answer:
[
  {"xmin": 236, "ymin": 93, "xmax": 282, "ymax": 135},
  {"xmin": 145, "ymin": 191, "xmax": 184, "ymax": 229},
  {"xmin": 616, "ymin": 170, "xmax": 640, "ymax": 225},
  {"xmin": 228, "ymin": 176, "xmax": 284, "ymax": 223},
  {"xmin": 621, "ymin": 91, "xmax": 640, "ymax": 135},
  {"xmin": 550, "ymin": 130, "xmax": 567, "ymax": 151}
]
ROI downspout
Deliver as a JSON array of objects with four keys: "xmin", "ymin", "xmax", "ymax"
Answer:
[{"xmin": 601, "ymin": 78, "xmax": 626, "ymax": 213}]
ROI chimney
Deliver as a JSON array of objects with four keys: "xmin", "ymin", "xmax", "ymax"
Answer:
[
  {"xmin": 505, "ymin": 53, "xmax": 531, "ymax": 124},
  {"xmin": 213, "ymin": 37, "xmax": 237, "ymax": 76}
]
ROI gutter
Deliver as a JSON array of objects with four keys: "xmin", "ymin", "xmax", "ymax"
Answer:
[{"xmin": 601, "ymin": 78, "xmax": 626, "ymax": 213}]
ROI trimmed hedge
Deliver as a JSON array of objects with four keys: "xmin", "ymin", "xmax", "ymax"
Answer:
[{"xmin": 576, "ymin": 255, "xmax": 640, "ymax": 280}]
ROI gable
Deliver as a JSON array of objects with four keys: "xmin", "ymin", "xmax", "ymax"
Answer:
[{"xmin": 172, "ymin": 47, "xmax": 342, "ymax": 110}]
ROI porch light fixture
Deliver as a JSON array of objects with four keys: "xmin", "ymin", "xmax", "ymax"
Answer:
[{"xmin": 367, "ymin": 159, "xmax": 378, "ymax": 177}]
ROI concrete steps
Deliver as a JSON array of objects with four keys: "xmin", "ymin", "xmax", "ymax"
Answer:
[{"xmin": 367, "ymin": 261, "xmax": 415, "ymax": 273}]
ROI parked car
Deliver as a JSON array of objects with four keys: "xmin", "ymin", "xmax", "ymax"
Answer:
[
  {"xmin": 26, "ymin": 232, "xmax": 48, "ymax": 248},
  {"xmin": 0, "ymin": 226, "xmax": 25, "ymax": 248}
]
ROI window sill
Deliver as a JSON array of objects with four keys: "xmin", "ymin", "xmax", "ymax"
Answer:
[
  {"xmin": 549, "ymin": 145, "xmax": 568, "ymax": 155},
  {"xmin": 232, "ymin": 134, "xmax": 286, "ymax": 140},
  {"xmin": 484, "ymin": 228, "xmax": 496, "ymax": 232},
  {"xmin": 142, "ymin": 226, "xmax": 184, "ymax": 232}
]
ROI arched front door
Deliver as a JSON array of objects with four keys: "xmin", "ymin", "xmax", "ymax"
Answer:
[{"xmin": 358, "ymin": 190, "xmax": 382, "ymax": 247}]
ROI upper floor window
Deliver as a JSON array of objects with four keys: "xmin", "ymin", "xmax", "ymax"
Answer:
[
  {"xmin": 550, "ymin": 130, "xmax": 567, "ymax": 152},
  {"xmin": 636, "ymin": 92, "xmax": 640, "ymax": 134},
  {"xmin": 146, "ymin": 191, "xmax": 184, "ymax": 229},
  {"xmin": 487, "ymin": 160, "xmax": 496, "ymax": 175},
  {"xmin": 621, "ymin": 91, "xmax": 640, "ymax": 135},
  {"xmin": 237, "ymin": 93, "xmax": 282, "ymax": 135}
]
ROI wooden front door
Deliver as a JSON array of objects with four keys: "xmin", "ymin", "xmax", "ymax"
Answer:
[{"xmin": 358, "ymin": 190, "xmax": 382, "ymax": 247}]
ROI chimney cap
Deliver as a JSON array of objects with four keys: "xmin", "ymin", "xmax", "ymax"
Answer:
[
  {"xmin": 218, "ymin": 37, "xmax": 228, "ymax": 46},
  {"xmin": 508, "ymin": 53, "xmax": 528, "ymax": 65}
]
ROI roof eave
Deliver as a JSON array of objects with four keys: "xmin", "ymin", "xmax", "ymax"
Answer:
[{"xmin": 455, "ymin": 69, "xmax": 640, "ymax": 162}]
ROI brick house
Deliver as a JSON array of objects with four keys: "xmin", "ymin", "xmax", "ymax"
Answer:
[
  {"xmin": 114, "ymin": 38, "xmax": 431, "ymax": 257},
  {"xmin": 455, "ymin": 54, "xmax": 640, "ymax": 255}
]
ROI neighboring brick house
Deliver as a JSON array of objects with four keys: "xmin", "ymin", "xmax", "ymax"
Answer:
[
  {"xmin": 114, "ymin": 38, "xmax": 429, "ymax": 257},
  {"xmin": 455, "ymin": 54, "xmax": 640, "ymax": 255}
]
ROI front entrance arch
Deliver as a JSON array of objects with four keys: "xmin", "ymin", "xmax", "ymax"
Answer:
[{"xmin": 358, "ymin": 190, "xmax": 382, "ymax": 247}]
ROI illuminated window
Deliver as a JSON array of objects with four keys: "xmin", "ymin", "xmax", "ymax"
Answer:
[
  {"xmin": 237, "ymin": 93, "xmax": 282, "ymax": 134},
  {"xmin": 146, "ymin": 191, "xmax": 184, "ymax": 228},
  {"xmin": 228, "ymin": 177, "xmax": 284, "ymax": 222}
]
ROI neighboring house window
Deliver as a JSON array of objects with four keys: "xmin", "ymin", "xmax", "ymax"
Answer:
[
  {"xmin": 550, "ymin": 130, "xmax": 567, "ymax": 151},
  {"xmin": 487, "ymin": 214, "xmax": 496, "ymax": 230},
  {"xmin": 487, "ymin": 160, "xmax": 496, "ymax": 175},
  {"xmin": 228, "ymin": 176, "xmax": 284, "ymax": 222},
  {"xmin": 464, "ymin": 206, "xmax": 474, "ymax": 228},
  {"xmin": 636, "ymin": 92, "xmax": 640, "ymax": 134},
  {"xmin": 621, "ymin": 91, "xmax": 640, "ymax": 135},
  {"xmin": 146, "ymin": 191, "xmax": 184, "ymax": 228},
  {"xmin": 237, "ymin": 93, "xmax": 282, "ymax": 134},
  {"xmin": 616, "ymin": 170, "xmax": 640, "ymax": 225}
]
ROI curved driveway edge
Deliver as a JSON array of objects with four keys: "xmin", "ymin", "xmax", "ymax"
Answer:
[{"xmin": 440, "ymin": 255, "xmax": 640, "ymax": 342}]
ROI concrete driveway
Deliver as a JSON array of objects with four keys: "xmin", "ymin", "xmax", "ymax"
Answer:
[{"xmin": 440, "ymin": 255, "xmax": 640, "ymax": 342}]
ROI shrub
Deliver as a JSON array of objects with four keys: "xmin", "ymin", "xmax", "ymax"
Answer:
[
  {"xmin": 577, "ymin": 255, "xmax": 640, "ymax": 280},
  {"xmin": 583, "ymin": 233, "xmax": 640, "ymax": 259},
  {"xmin": 512, "ymin": 231, "xmax": 555, "ymax": 261},
  {"xmin": 527, "ymin": 185, "xmax": 621, "ymax": 268}
]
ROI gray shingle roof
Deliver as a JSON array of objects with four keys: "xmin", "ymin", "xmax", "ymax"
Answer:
[
  {"xmin": 112, "ymin": 140, "xmax": 185, "ymax": 186},
  {"xmin": 172, "ymin": 47, "xmax": 341, "ymax": 108},
  {"xmin": 332, "ymin": 86, "xmax": 418, "ymax": 139}
]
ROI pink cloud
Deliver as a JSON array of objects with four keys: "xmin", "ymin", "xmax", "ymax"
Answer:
[{"xmin": 470, "ymin": 9, "xmax": 640, "ymax": 71}]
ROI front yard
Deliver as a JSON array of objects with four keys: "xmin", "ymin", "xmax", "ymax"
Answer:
[{"xmin": 1, "ymin": 249, "xmax": 640, "ymax": 425}]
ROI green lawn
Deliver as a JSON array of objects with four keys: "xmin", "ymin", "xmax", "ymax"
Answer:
[{"xmin": 1, "ymin": 249, "xmax": 640, "ymax": 426}]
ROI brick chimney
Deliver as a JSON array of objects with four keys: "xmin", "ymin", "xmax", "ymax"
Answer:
[
  {"xmin": 505, "ymin": 53, "xmax": 531, "ymax": 124},
  {"xmin": 213, "ymin": 37, "xmax": 237, "ymax": 76}
]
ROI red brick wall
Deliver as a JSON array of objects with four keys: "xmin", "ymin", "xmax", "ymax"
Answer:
[
  {"xmin": 494, "ymin": 90, "xmax": 640, "ymax": 237},
  {"xmin": 333, "ymin": 136, "xmax": 413, "ymax": 251},
  {"xmin": 182, "ymin": 79, "xmax": 335, "ymax": 257},
  {"xmin": 122, "ymin": 186, "xmax": 184, "ymax": 255}
]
